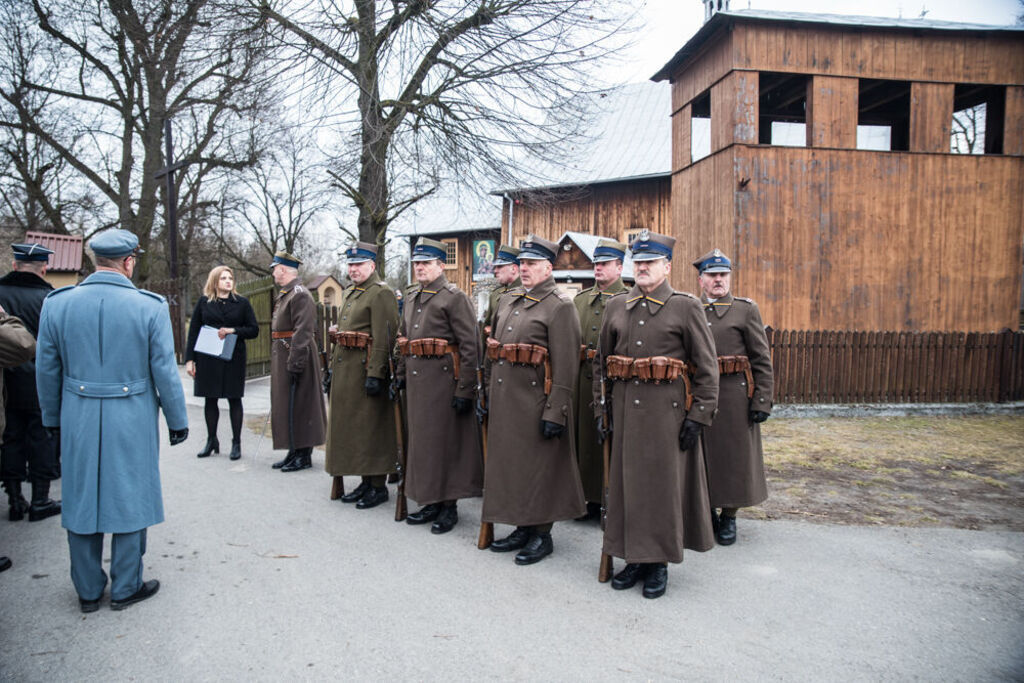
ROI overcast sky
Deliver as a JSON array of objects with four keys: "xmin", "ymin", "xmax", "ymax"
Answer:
[{"xmin": 613, "ymin": 0, "xmax": 1022, "ymax": 83}]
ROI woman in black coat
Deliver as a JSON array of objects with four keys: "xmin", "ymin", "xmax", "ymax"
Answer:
[{"xmin": 185, "ymin": 266, "xmax": 259, "ymax": 460}]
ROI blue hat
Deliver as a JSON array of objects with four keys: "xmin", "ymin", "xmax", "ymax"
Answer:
[
  {"xmin": 11, "ymin": 243, "xmax": 53, "ymax": 262},
  {"xmin": 345, "ymin": 241, "xmax": 378, "ymax": 264},
  {"xmin": 692, "ymin": 248, "xmax": 732, "ymax": 273},
  {"xmin": 493, "ymin": 244, "xmax": 520, "ymax": 266},
  {"xmin": 629, "ymin": 229, "xmax": 674, "ymax": 262},
  {"xmin": 592, "ymin": 239, "xmax": 626, "ymax": 263},
  {"xmin": 518, "ymin": 235, "xmax": 558, "ymax": 263},
  {"xmin": 411, "ymin": 238, "xmax": 447, "ymax": 263},
  {"xmin": 90, "ymin": 229, "xmax": 143, "ymax": 258},
  {"xmin": 269, "ymin": 251, "xmax": 301, "ymax": 269}
]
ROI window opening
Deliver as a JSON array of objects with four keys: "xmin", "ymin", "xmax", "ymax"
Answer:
[
  {"xmin": 857, "ymin": 79, "xmax": 910, "ymax": 151},
  {"xmin": 691, "ymin": 89, "xmax": 711, "ymax": 162},
  {"xmin": 951, "ymin": 84, "xmax": 1005, "ymax": 155},
  {"xmin": 759, "ymin": 72, "xmax": 808, "ymax": 146}
]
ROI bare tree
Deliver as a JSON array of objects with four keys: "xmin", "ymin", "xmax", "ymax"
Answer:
[
  {"xmin": 255, "ymin": 0, "xmax": 635, "ymax": 266},
  {"xmin": 951, "ymin": 104, "xmax": 985, "ymax": 154},
  {"xmin": 0, "ymin": 0, "xmax": 274, "ymax": 282}
]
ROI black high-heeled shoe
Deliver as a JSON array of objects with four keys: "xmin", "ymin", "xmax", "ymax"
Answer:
[
  {"xmin": 197, "ymin": 437, "xmax": 219, "ymax": 458},
  {"xmin": 229, "ymin": 440, "xmax": 241, "ymax": 460}
]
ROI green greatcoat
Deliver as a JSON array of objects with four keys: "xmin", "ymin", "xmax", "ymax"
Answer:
[
  {"xmin": 572, "ymin": 277, "xmax": 627, "ymax": 504},
  {"xmin": 324, "ymin": 271, "xmax": 400, "ymax": 477},
  {"xmin": 483, "ymin": 277, "xmax": 521, "ymax": 335}
]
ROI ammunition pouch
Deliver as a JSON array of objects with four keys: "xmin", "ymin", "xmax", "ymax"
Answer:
[
  {"xmin": 398, "ymin": 336, "xmax": 460, "ymax": 380},
  {"xmin": 485, "ymin": 337, "xmax": 552, "ymax": 395},
  {"xmin": 606, "ymin": 354, "xmax": 693, "ymax": 409},
  {"xmin": 579, "ymin": 345, "xmax": 598, "ymax": 362},
  {"xmin": 330, "ymin": 330, "xmax": 373, "ymax": 366},
  {"xmin": 718, "ymin": 354, "xmax": 754, "ymax": 399}
]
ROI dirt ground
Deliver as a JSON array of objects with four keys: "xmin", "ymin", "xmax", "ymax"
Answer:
[{"xmin": 755, "ymin": 414, "xmax": 1024, "ymax": 531}]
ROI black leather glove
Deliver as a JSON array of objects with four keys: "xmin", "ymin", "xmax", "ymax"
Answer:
[
  {"xmin": 595, "ymin": 414, "xmax": 610, "ymax": 446},
  {"xmin": 364, "ymin": 376, "xmax": 383, "ymax": 396},
  {"xmin": 541, "ymin": 420, "xmax": 564, "ymax": 439},
  {"xmin": 389, "ymin": 376, "xmax": 405, "ymax": 401},
  {"xmin": 45, "ymin": 426, "xmax": 60, "ymax": 440},
  {"xmin": 322, "ymin": 369, "xmax": 332, "ymax": 395},
  {"xmin": 169, "ymin": 428, "xmax": 189, "ymax": 446},
  {"xmin": 451, "ymin": 396, "xmax": 472, "ymax": 414},
  {"xmin": 750, "ymin": 410, "xmax": 769, "ymax": 424},
  {"xmin": 289, "ymin": 370, "xmax": 301, "ymax": 386},
  {"xmin": 678, "ymin": 419, "xmax": 701, "ymax": 451}
]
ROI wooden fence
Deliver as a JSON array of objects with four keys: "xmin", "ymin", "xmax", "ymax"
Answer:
[
  {"xmin": 237, "ymin": 276, "xmax": 275, "ymax": 378},
  {"xmin": 767, "ymin": 328, "xmax": 1024, "ymax": 404},
  {"xmin": 148, "ymin": 277, "xmax": 184, "ymax": 362}
]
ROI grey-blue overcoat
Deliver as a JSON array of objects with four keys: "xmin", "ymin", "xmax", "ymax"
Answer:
[{"xmin": 35, "ymin": 271, "xmax": 188, "ymax": 535}]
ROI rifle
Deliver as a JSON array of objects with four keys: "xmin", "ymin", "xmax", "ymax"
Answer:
[
  {"xmin": 387, "ymin": 321, "xmax": 408, "ymax": 522},
  {"xmin": 597, "ymin": 339, "xmax": 613, "ymax": 583},
  {"xmin": 475, "ymin": 325, "xmax": 493, "ymax": 550}
]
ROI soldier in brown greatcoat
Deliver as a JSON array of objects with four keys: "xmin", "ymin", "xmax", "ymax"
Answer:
[
  {"xmin": 482, "ymin": 245, "xmax": 521, "ymax": 335},
  {"xmin": 269, "ymin": 251, "xmax": 327, "ymax": 472},
  {"xmin": 573, "ymin": 238, "xmax": 628, "ymax": 520},
  {"xmin": 324, "ymin": 242, "xmax": 400, "ymax": 509},
  {"xmin": 482, "ymin": 235, "xmax": 584, "ymax": 566},
  {"xmin": 396, "ymin": 238, "xmax": 482, "ymax": 535},
  {"xmin": 594, "ymin": 231, "xmax": 719, "ymax": 599},
  {"xmin": 694, "ymin": 249, "xmax": 773, "ymax": 546}
]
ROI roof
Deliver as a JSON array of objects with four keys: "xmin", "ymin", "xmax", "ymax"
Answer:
[
  {"xmin": 306, "ymin": 274, "xmax": 342, "ymax": 290},
  {"xmin": 558, "ymin": 231, "xmax": 635, "ymax": 280},
  {"xmin": 390, "ymin": 187, "xmax": 502, "ymax": 238},
  {"xmin": 652, "ymin": 9, "xmax": 1024, "ymax": 82},
  {"xmin": 24, "ymin": 231, "xmax": 83, "ymax": 272},
  {"xmin": 491, "ymin": 81, "xmax": 670, "ymax": 194}
]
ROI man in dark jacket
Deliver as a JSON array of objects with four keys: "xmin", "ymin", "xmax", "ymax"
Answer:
[{"xmin": 0, "ymin": 243, "xmax": 60, "ymax": 522}]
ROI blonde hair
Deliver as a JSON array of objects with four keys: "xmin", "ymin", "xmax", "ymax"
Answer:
[{"xmin": 204, "ymin": 265, "xmax": 237, "ymax": 300}]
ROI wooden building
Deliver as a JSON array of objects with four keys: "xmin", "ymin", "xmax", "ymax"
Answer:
[
  {"xmin": 496, "ymin": 82, "xmax": 672, "ymax": 271},
  {"xmin": 653, "ymin": 10, "xmax": 1024, "ymax": 332}
]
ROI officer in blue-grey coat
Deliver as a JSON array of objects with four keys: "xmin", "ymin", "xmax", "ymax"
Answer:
[{"xmin": 35, "ymin": 229, "xmax": 189, "ymax": 612}]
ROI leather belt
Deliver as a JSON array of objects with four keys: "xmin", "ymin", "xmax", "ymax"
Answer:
[
  {"xmin": 396, "ymin": 336, "xmax": 460, "ymax": 380},
  {"xmin": 605, "ymin": 354, "xmax": 693, "ymax": 409},
  {"xmin": 579, "ymin": 346, "xmax": 598, "ymax": 362},
  {"xmin": 330, "ymin": 330, "xmax": 371, "ymax": 349},
  {"xmin": 718, "ymin": 354, "xmax": 754, "ymax": 398},
  {"xmin": 485, "ymin": 338, "xmax": 552, "ymax": 395},
  {"xmin": 272, "ymin": 331, "xmax": 294, "ymax": 340}
]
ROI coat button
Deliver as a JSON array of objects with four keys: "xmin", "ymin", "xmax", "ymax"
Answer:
[
  {"xmin": 507, "ymin": 326, "xmax": 513, "ymax": 331},
  {"xmin": 633, "ymin": 379, "xmax": 639, "ymax": 385},
  {"xmin": 412, "ymin": 370, "xmax": 418, "ymax": 376},
  {"xmin": 592, "ymin": 326, "xmax": 597, "ymax": 331},
  {"xmin": 633, "ymin": 399, "xmax": 640, "ymax": 406},
  {"xmin": 636, "ymin": 340, "xmax": 642, "ymax": 346},
  {"xmin": 638, "ymin": 320, "xmax": 645, "ymax": 326},
  {"xmin": 497, "ymin": 378, "xmax": 503, "ymax": 384},
  {"xmin": 123, "ymin": 386, "xmax": 129, "ymax": 392},
  {"xmin": 672, "ymin": 401, "xmax": 679, "ymax": 407},
  {"xmin": 513, "ymin": 311, "xmax": 519, "ymax": 315},
  {"xmin": 442, "ymin": 366, "xmax": 448, "ymax": 371},
  {"xmin": 698, "ymin": 405, "xmax": 705, "ymax": 410},
  {"xmin": 79, "ymin": 385, "xmax": 85, "ymax": 390},
  {"xmin": 759, "ymin": 397, "xmax": 765, "ymax": 402},
  {"xmin": 417, "ymin": 308, "xmax": 422, "ymax": 313},
  {"xmin": 531, "ymin": 381, "xmax": 536, "ymax": 386},
  {"xmin": 498, "ymin": 360, "xmax": 504, "ymax": 366},
  {"xmin": 413, "ymin": 324, "xmax": 419, "ymax": 329},
  {"xmin": 546, "ymin": 403, "xmax": 551, "ymax": 408}
]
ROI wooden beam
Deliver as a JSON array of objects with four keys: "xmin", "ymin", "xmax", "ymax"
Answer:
[
  {"xmin": 910, "ymin": 82, "xmax": 954, "ymax": 153},
  {"xmin": 673, "ymin": 103, "xmax": 693, "ymax": 171},
  {"xmin": 1004, "ymin": 86, "xmax": 1024, "ymax": 157},
  {"xmin": 806, "ymin": 75, "xmax": 858, "ymax": 148},
  {"xmin": 711, "ymin": 71, "xmax": 759, "ymax": 153}
]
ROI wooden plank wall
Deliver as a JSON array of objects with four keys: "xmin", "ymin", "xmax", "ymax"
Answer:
[
  {"xmin": 806, "ymin": 75, "xmax": 858, "ymax": 148},
  {"xmin": 711, "ymin": 70, "xmax": 758, "ymax": 153},
  {"xmin": 503, "ymin": 178, "xmax": 672, "ymax": 246},
  {"xmin": 674, "ymin": 147, "xmax": 1023, "ymax": 332},
  {"xmin": 768, "ymin": 328, "xmax": 1024, "ymax": 403},
  {"xmin": 671, "ymin": 22, "xmax": 1024, "ymax": 114},
  {"xmin": 1005, "ymin": 85, "xmax": 1024, "ymax": 156},
  {"xmin": 910, "ymin": 82, "xmax": 954, "ymax": 153}
]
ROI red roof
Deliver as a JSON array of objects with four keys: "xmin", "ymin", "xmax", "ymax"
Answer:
[{"xmin": 24, "ymin": 231, "xmax": 83, "ymax": 272}]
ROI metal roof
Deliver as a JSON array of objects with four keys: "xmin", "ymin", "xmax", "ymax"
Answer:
[
  {"xmin": 491, "ymin": 81, "xmax": 671, "ymax": 194},
  {"xmin": 391, "ymin": 187, "xmax": 502, "ymax": 237},
  {"xmin": 24, "ymin": 231, "xmax": 83, "ymax": 272},
  {"xmin": 652, "ymin": 9, "xmax": 1024, "ymax": 82}
]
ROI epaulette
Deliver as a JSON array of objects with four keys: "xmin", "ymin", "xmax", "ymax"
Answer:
[
  {"xmin": 671, "ymin": 290, "xmax": 698, "ymax": 300},
  {"xmin": 45, "ymin": 285, "xmax": 75, "ymax": 299},
  {"xmin": 138, "ymin": 288, "xmax": 166, "ymax": 303},
  {"xmin": 574, "ymin": 286, "xmax": 595, "ymax": 299},
  {"xmin": 293, "ymin": 284, "xmax": 306, "ymax": 293},
  {"xmin": 444, "ymin": 282, "xmax": 459, "ymax": 293},
  {"xmin": 734, "ymin": 296, "xmax": 754, "ymax": 304},
  {"xmin": 552, "ymin": 288, "xmax": 572, "ymax": 302},
  {"xmin": 404, "ymin": 283, "xmax": 419, "ymax": 293},
  {"xmin": 605, "ymin": 289, "xmax": 627, "ymax": 298},
  {"xmin": 507, "ymin": 286, "xmax": 526, "ymax": 296}
]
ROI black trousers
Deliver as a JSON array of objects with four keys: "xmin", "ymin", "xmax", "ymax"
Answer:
[{"xmin": 1, "ymin": 408, "xmax": 60, "ymax": 482}]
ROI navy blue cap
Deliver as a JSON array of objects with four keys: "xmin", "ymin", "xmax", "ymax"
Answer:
[
  {"xmin": 345, "ymin": 242, "xmax": 378, "ymax": 264},
  {"xmin": 11, "ymin": 243, "xmax": 53, "ymax": 262},
  {"xmin": 269, "ymin": 251, "xmax": 301, "ymax": 269},
  {"xmin": 518, "ymin": 235, "xmax": 558, "ymax": 263},
  {"xmin": 493, "ymin": 244, "xmax": 520, "ymax": 266},
  {"xmin": 90, "ymin": 229, "xmax": 143, "ymax": 258},
  {"xmin": 411, "ymin": 238, "xmax": 447, "ymax": 263},
  {"xmin": 629, "ymin": 229, "xmax": 674, "ymax": 262},
  {"xmin": 592, "ymin": 239, "xmax": 626, "ymax": 263},
  {"xmin": 692, "ymin": 248, "xmax": 732, "ymax": 273}
]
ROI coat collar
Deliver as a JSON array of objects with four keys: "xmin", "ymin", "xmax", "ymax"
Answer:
[
  {"xmin": 414, "ymin": 273, "xmax": 448, "ymax": 300},
  {"xmin": 701, "ymin": 292, "xmax": 734, "ymax": 318},
  {"xmin": 80, "ymin": 270, "xmax": 137, "ymax": 290},
  {"xmin": 625, "ymin": 279, "xmax": 673, "ymax": 314},
  {"xmin": 0, "ymin": 270, "xmax": 53, "ymax": 290},
  {"xmin": 349, "ymin": 271, "xmax": 381, "ymax": 296},
  {"xmin": 502, "ymin": 276, "xmax": 522, "ymax": 293},
  {"xmin": 589, "ymin": 277, "xmax": 626, "ymax": 305},
  {"xmin": 517, "ymin": 275, "xmax": 556, "ymax": 308}
]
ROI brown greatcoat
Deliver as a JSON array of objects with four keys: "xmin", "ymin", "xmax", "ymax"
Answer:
[
  {"xmin": 483, "ymin": 276, "xmax": 585, "ymax": 526},
  {"xmin": 398, "ymin": 274, "xmax": 482, "ymax": 505},
  {"xmin": 594, "ymin": 279, "xmax": 720, "ymax": 564},
  {"xmin": 270, "ymin": 280, "xmax": 327, "ymax": 450},
  {"xmin": 483, "ymin": 276, "xmax": 521, "ymax": 334},
  {"xmin": 573, "ymin": 278, "xmax": 627, "ymax": 504},
  {"xmin": 701, "ymin": 293, "xmax": 773, "ymax": 508},
  {"xmin": 324, "ymin": 272, "xmax": 399, "ymax": 477}
]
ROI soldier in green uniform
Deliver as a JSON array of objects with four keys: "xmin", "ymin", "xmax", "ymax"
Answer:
[
  {"xmin": 693, "ymin": 249, "xmax": 773, "ymax": 546},
  {"xmin": 482, "ymin": 245, "xmax": 521, "ymax": 335},
  {"xmin": 573, "ymin": 239, "xmax": 628, "ymax": 520},
  {"xmin": 325, "ymin": 242, "xmax": 400, "ymax": 509}
]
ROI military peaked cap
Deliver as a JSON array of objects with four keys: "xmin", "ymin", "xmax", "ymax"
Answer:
[
  {"xmin": 592, "ymin": 238, "xmax": 627, "ymax": 263},
  {"xmin": 345, "ymin": 242, "xmax": 378, "ymax": 264},
  {"xmin": 411, "ymin": 238, "xmax": 447, "ymax": 263},
  {"xmin": 629, "ymin": 230, "xmax": 674, "ymax": 262},
  {"xmin": 11, "ymin": 243, "xmax": 53, "ymax": 262},
  {"xmin": 493, "ymin": 244, "xmax": 520, "ymax": 266},
  {"xmin": 692, "ymin": 248, "xmax": 732, "ymax": 273},
  {"xmin": 269, "ymin": 251, "xmax": 302, "ymax": 269},
  {"xmin": 90, "ymin": 229, "xmax": 144, "ymax": 259},
  {"xmin": 518, "ymin": 235, "xmax": 558, "ymax": 263}
]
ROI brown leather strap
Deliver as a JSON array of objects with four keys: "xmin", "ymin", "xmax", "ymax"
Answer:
[
  {"xmin": 485, "ymin": 338, "xmax": 550, "ymax": 395},
  {"xmin": 399, "ymin": 337, "xmax": 460, "ymax": 380},
  {"xmin": 718, "ymin": 354, "xmax": 754, "ymax": 398},
  {"xmin": 579, "ymin": 345, "xmax": 597, "ymax": 362},
  {"xmin": 606, "ymin": 355, "xmax": 692, "ymax": 407},
  {"xmin": 272, "ymin": 331, "xmax": 294, "ymax": 340}
]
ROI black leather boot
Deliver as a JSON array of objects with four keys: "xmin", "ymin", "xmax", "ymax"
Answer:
[
  {"xmin": 710, "ymin": 507, "xmax": 721, "ymax": 535},
  {"xmin": 340, "ymin": 480, "xmax": 371, "ymax": 503},
  {"xmin": 0, "ymin": 556, "xmax": 11, "ymax": 572},
  {"xmin": 280, "ymin": 448, "xmax": 312, "ymax": 472},
  {"xmin": 197, "ymin": 437, "xmax": 219, "ymax": 458},
  {"xmin": 355, "ymin": 486, "xmax": 389, "ymax": 509},
  {"xmin": 490, "ymin": 526, "xmax": 531, "ymax": 553},
  {"xmin": 28, "ymin": 481, "xmax": 61, "ymax": 522},
  {"xmin": 514, "ymin": 532, "xmax": 553, "ymax": 565},
  {"xmin": 406, "ymin": 503, "xmax": 441, "ymax": 525},
  {"xmin": 611, "ymin": 563, "xmax": 647, "ymax": 590},
  {"xmin": 4, "ymin": 480, "xmax": 29, "ymax": 522},
  {"xmin": 717, "ymin": 515, "xmax": 737, "ymax": 545},
  {"xmin": 271, "ymin": 451, "xmax": 295, "ymax": 469},
  {"xmin": 229, "ymin": 441, "xmax": 241, "ymax": 461},
  {"xmin": 431, "ymin": 504, "xmax": 458, "ymax": 534},
  {"xmin": 642, "ymin": 563, "xmax": 668, "ymax": 599}
]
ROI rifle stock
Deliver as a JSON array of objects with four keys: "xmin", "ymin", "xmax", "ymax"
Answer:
[
  {"xmin": 598, "ymin": 346, "xmax": 613, "ymax": 583},
  {"xmin": 386, "ymin": 321, "xmax": 408, "ymax": 522},
  {"xmin": 475, "ymin": 329, "xmax": 493, "ymax": 549}
]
